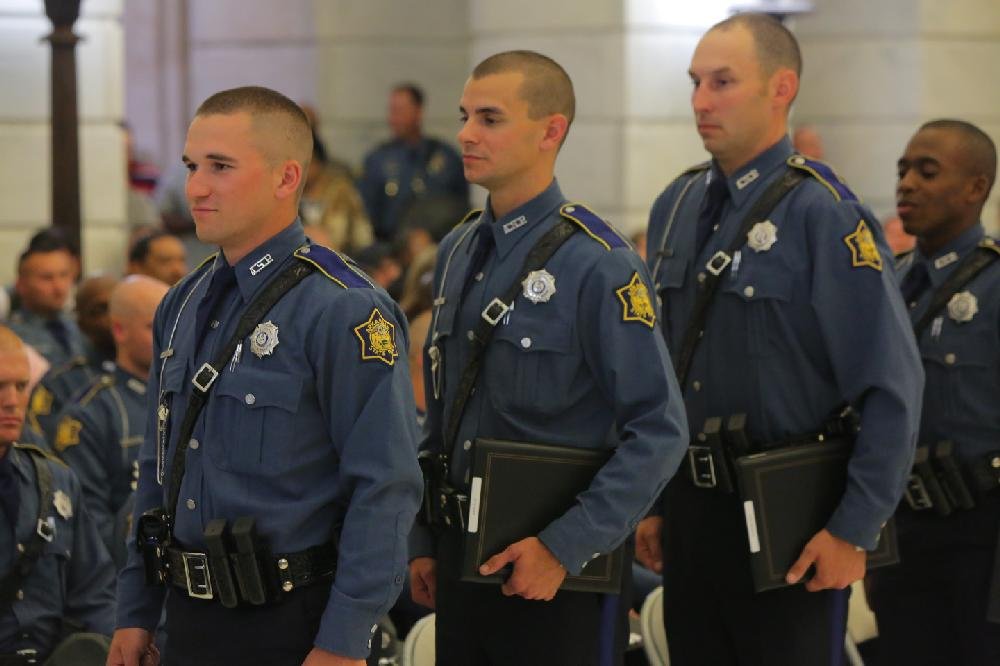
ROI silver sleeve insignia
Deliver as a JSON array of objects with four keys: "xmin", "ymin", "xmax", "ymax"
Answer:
[
  {"xmin": 353, "ymin": 307, "xmax": 399, "ymax": 366},
  {"xmin": 615, "ymin": 272, "xmax": 656, "ymax": 328},
  {"xmin": 843, "ymin": 220, "xmax": 884, "ymax": 272},
  {"xmin": 54, "ymin": 417, "xmax": 82, "ymax": 453}
]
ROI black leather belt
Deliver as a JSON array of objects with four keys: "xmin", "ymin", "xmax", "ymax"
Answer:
[
  {"xmin": 0, "ymin": 650, "xmax": 38, "ymax": 665},
  {"xmin": 166, "ymin": 541, "xmax": 336, "ymax": 604},
  {"xmin": 904, "ymin": 449, "xmax": 1000, "ymax": 513}
]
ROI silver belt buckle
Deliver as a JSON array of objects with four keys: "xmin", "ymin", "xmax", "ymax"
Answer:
[
  {"xmin": 481, "ymin": 298, "xmax": 510, "ymax": 326},
  {"xmin": 182, "ymin": 551, "xmax": 214, "ymax": 600},
  {"xmin": 705, "ymin": 251, "xmax": 732, "ymax": 276},
  {"xmin": 688, "ymin": 445, "xmax": 718, "ymax": 489}
]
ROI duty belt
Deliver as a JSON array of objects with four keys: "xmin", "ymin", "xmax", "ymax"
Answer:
[
  {"xmin": 904, "ymin": 445, "xmax": 1000, "ymax": 515},
  {"xmin": 0, "ymin": 650, "xmax": 39, "ymax": 665},
  {"xmin": 165, "ymin": 541, "xmax": 336, "ymax": 604},
  {"xmin": 434, "ymin": 486, "xmax": 469, "ymax": 532}
]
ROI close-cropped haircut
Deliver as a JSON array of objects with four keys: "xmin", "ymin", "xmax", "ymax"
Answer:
[
  {"xmin": 712, "ymin": 12, "xmax": 802, "ymax": 78},
  {"xmin": 18, "ymin": 228, "xmax": 77, "ymax": 272},
  {"xmin": 472, "ymin": 50, "xmax": 575, "ymax": 135},
  {"xmin": 393, "ymin": 83, "xmax": 425, "ymax": 108},
  {"xmin": 920, "ymin": 119, "xmax": 998, "ymax": 194},
  {"xmin": 128, "ymin": 230, "xmax": 177, "ymax": 265},
  {"xmin": 195, "ymin": 86, "xmax": 313, "ymax": 171}
]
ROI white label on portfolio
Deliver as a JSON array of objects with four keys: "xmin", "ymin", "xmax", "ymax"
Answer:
[
  {"xmin": 467, "ymin": 477, "xmax": 483, "ymax": 533},
  {"xmin": 743, "ymin": 500, "xmax": 761, "ymax": 553}
]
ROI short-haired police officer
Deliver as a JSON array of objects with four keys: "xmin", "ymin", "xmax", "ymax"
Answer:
[{"xmin": 108, "ymin": 86, "xmax": 422, "ymax": 666}]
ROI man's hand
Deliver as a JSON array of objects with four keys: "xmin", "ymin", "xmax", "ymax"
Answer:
[
  {"xmin": 635, "ymin": 516, "xmax": 664, "ymax": 573},
  {"xmin": 785, "ymin": 529, "xmax": 866, "ymax": 592},
  {"xmin": 301, "ymin": 647, "xmax": 364, "ymax": 666},
  {"xmin": 478, "ymin": 536, "xmax": 566, "ymax": 600},
  {"xmin": 106, "ymin": 628, "xmax": 157, "ymax": 666},
  {"xmin": 409, "ymin": 557, "xmax": 437, "ymax": 609}
]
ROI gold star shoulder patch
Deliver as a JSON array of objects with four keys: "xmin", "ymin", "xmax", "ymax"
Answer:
[
  {"xmin": 843, "ymin": 219, "xmax": 883, "ymax": 272},
  {"xmin": 353, "ymin": 307, "xmax": 399, "ymax": 366},
  {"xmin": 615, "ymin": 272, "xmax": 656, "ymax": 328},
  {"xmin": 54, "ymin": 417, "xmax": 83, "ymax": 453},
  {"xmin": 30, "ymin": 386, "xmax": 53, "ymax": 417}
]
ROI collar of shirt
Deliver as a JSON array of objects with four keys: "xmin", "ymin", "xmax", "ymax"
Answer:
[
  {"xmin": 113, "ymin": 363, "xmax": 147, "ymax": 396},
  {"xmin": 229, "ymin": 220, "xmax": 308, "ymax": 302},
  {"xmin": 480, "ymin": 179, "xmax": 566, "ymax": 260},
  {"xmin": 8, "ymin": 448, "xmax": 30, "ymax": 484},
  {"xmin": 12, "ymin": 308, "xmax": 70, "ymax": 329},
  {"xmin": 714, "ymin": 135, "xmax": 795, "ymax": 211},
  {"xmin": 913, "ymin": 223, "xmax": 985, "ymax": 288}
]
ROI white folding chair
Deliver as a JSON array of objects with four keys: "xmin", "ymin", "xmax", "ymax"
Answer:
[
  {"xmin": 640, "ymin": 586, "xmax": 670, "ymax": 666},
  {"xmin": 402, "ymin": 613, "xmax": 435, "ymax": 666}
]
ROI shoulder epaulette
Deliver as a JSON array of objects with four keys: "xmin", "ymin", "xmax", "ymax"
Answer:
[
  {"xmin": 452, "ymin": 208, "xmax": 483, "ymax": 231},
  {"xmin": 559, "ymin": 203, "xmax": 629, "ymax": 251},
  {"xmin": 786, "ymin": 154, "xmax": 858, "ymax": 202},
  {"xmin": 681, "ymin": 161, "xmax": 711, "ymax": 177},
  {"xmin": 78, "ymin": 374, "xmax": 114, "ymax": 407},
  {"xmin": 979, "ymin": 238, "xmax": 1000, "ymax": 256},
  {"xmin": 894, "ymin": 249, "xmax": 915, "ymax": 271},
  {"xmin": 46, "ymin": 355, "xmax": 87, "ymax": 380},
  {"xmin": 14, "ymin": 443, "xmax": 67, "ymax": 467},
  {"xmin": 294, "ymin": 244, "xmax": 374, "ymax": 289}
]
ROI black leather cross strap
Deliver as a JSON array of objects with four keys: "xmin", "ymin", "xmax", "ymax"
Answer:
[
  {"xmin": 0, "ymin": 448, "xmax": 54, "ymax": 604},
  {"xmin": 673, "ymin": 168, "xmax": 806, "ymax": 389},
  {"xmin": 911, "ymin": 243, "xmax": 1000, "ymax": 339},
  {"xmin": 442, "ymin": 220, "xmax": 578, "ymax": 452},
  {"xmin": 166, "ymin": 259, "xmax": 315, "ymax": 524}
]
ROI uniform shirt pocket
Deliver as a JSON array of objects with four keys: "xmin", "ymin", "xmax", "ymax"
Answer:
[
  {"xmin": 722, "ymin": 261, "xmax": 794, "ymax": 359},
  {"xmin": 211, "ymin": 367, "xmax": 303, "ymax": 473},
  {"xmin": 921, "ymin": 319, "xmax": 999, "ymax": 424},
  {"xmin": 487, "ymin": 315, "xmax": 575, "ymax": 416}
]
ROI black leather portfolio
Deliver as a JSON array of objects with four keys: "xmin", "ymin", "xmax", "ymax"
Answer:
[
  {"xmin": 460, "ymin": 438, "xmax": 624, "ymax": 594},
  {"xmin": 734, "ymin": 438, "xmax": 899, "ymax": 592}
]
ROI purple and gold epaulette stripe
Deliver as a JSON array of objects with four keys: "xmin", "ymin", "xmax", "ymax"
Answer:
[
  {"xmin": 980, "ymin": 238, "xmax": 1000, "ymax": 255},
  {"xmin": 453, "ymin": 208, "xmax": 483, "ymax": 231},
  {"xmin": 787, "ymin": 155, "xmax": 858, "ymax": 202},
  {"xmin": 294, "ymin": 244, "xmax": 374, "ymax": 289},
  {"xmin": 559, "ymin": 203, "xmax": 628, "ymax": 251}
]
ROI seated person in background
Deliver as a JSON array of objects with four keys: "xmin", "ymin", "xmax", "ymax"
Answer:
[
  {"xmin": 0, "ymin": 325, "xmax": 117, "ymax": 665},
  {"xmin": 54, "ymin": 276, "xmax": 168, "ymax": 568},
  {"xmin": 300, "ymin": 134, "xmax": 373, "ymax": 255},
  {"xmin": 126, "ymin": 231, "xmax": 188, "ymax": 287}
]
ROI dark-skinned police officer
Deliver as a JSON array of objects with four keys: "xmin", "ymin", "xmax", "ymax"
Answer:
[
  {"xmin": 409, "ymin": 50, "xmax": 688, "ymax": 665},
  {"xmin": 867, "ymin": 120, "xmax": 1000, "ymax": 666},
  {"xmin": 638, "ymin": 14, "xmax": 923, "ymax": 666},
  {"xmin": 108, "ymin": 87, "xmax": 422, "ymax": 666}
]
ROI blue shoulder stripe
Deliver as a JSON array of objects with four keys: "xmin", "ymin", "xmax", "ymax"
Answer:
[
  {"xmin": 559, "ymin": 203, "xmax": 628, "ymax": 251},
  {"xmin": 787, "ymin": 155, "xmax": 858, "ymax": 202},
  {"xmin": 294, "ymin": 245, "xmax": 374, "ymax": 289}
]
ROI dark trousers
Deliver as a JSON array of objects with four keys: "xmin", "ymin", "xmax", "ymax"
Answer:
[
  {"xmin": 164, "ymin": 584, "xmax": 331, "ymax": 666},
  {"xmin": 661, "ymin": 478, "xmax": 850, "ymax": 666},
  {"xmin": 867, "ymin": 498, "xmax": 1000, "ymax": 666},
  {"xmin": 434, "ymin": 529, "xmax": 630, "ymax": 666}
]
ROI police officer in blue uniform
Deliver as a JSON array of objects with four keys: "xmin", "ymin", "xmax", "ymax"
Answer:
[
  {"xmin": 108, "ymin": 87, "xmax": 422, "ymax": 666},
  {"xmin": 8, "ymin": 235, "xmax": 84, "ymax": 370},
  {"xmin": 0, "ymin": 325, "xmax": 116, "ymax": 665},
  {"xmin": 408, "ymin": 51, "xmax": 688, "ymax": 665},
  {"xmin": 55, "ymin": 276, "xmax": 168, "ymax": 567},
  {"xmin": 28, "ymin": 276, "xmax": 117, "ymax": 446},
  {"xmin": 359, "ymin": 83, "xmax": 468, "ymax": 242},
  {"xmin": 867, "ymin": 120, "xmax": 1000, "ymax": 666},
  {"xmin": 636, "ymin": 14, "xmax": 923, "ymax": 665}
]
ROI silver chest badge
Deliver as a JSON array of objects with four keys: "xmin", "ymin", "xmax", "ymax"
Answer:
[
  {"xmin": 54, "ymin": 490, "xmax": 73, "ymax": 519},
  {"xmin": 250, "ymin": 321, "xmax": 280, "ymax": 358},
  {"xmin": 747, "ymin": 220, "xmax": 778, "ymax": 253},
  {"xmin": 947, "ymin": 291, "xmax": 978, "ymax": 323},
  {"xmin": 522, "ymin": 269, "xmax": 556, "ymax": 304}
]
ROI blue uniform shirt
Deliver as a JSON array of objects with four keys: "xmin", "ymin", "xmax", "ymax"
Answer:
[
  {"xmin": 115, "ymin": 221, "xmax": 422, "ymax": 659},
  {"xmin": 412, "ymin": 180, "xmax": 689, "ymax": 574},
  {"xmin": 359, "ymin": 137, "xmax": 467, "ymax": 239},
  {"xmin": 896, "ymin": 224, "xmax": 1000, "ymax": 463},
  {"xmin": 54, "ymin": 365, "xmax": 146, "ymax": 566},
  {"xmin": 7, "ymin": 310, "xmax": 84, "ymax": 370},
  {"xmin": 28, "ymin": 349, "xmax": 115, "ymax": 446},
  {"xmin": 0, "ymin": 444, "xmax": 116, "ymax": 658},
  {"xmin": 646, "ymin": 137, "xmax": 924, "ymax": 549}
]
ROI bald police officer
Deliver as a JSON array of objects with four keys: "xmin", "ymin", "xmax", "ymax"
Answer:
[
  {"xmin": 409, "ymin": 51, "xmax": 688, "ymax": 665},
  {"xmin": 868, "ymin": 120, "xmax": 1000, "ymax": 666},
  {"xmin": 638, "ymin": 14, "xmax": 923, "ymax": 665},
  {"xmin": 109, "ymin": 87, "xmax": 422, "ymax": 666}
]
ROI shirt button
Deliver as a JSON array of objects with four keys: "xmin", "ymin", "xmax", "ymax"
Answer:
[
  {"xmin": 520, "ymin": 337, "xmax": 532, "ymax": 349},
  {"xmin": 474, "ymin": 272, "xmax": 484, "ymax": 282},
  {"xmin": 463, "ymin": 440, "xmax": 472, "ymax": 451},
  {"xmin": 189, "ymin": 438, "xmax": 200, "ymax": 450},
  {"xmin": 692, "ymin": 380, "xmax": 702, "ymax": 391},
  {"xmin": 394, "ymin": 575, "xmax": 403, "ymax": 585},
  {"xmin": 743, "ymin": 285, "xmax": 755, "ymax": 298},
  {"xmin": 210, "ymin": 320, "xmax": 220, "ymax": 329},
  {"xmin": 697, "ymin": 272, "xmax": 707, "ymax": 284},
  {"xmin": 944, "ymin": 353, "xmax": 956, "ymax": 365},
  {"xmin": 16, "ymin": 590, "xmax": 23, "ymax": 601},
  {"xmin": 245, "ymin": 393, "xmax": 256, "ymax": 405},
  {"xmin": 186, "ymin": 499, "xmax": 196, "ymax": 510},
  {"xmin": 467, "ymin": 330, "xmax": 475, "ymax": 341}
]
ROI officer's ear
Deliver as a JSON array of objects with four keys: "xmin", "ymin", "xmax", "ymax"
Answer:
[
  {"xmin": 964, "ymin": 172, "xmax": 991, "ymax": 206},
  {"xmin": 771, "ymin": 68, "xmax": 798, "ymax": 112},
  {"xmin": 539, "ymin": 114, "xmax": 569, "ymax": 153},
  {"xmin": 273, "ymin": 159, "xmax": 304, "ymax": 202}
]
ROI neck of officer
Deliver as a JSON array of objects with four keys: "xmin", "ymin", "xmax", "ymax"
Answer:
[
  {"xmin": 116, "ymin": 352, "xmax": 148, "ymax": 383},
  {"xmin": 488, "ymin": 167, "xmax": 556, "ymax": 220},
  {"xmin": 717, "ymin": 119, "xmax": 789, "ymax": 177},
  {"xmin": 221, "ymin": 213, "xmax": 298, "ymax": 266},
  {"xmin": 916, "ymin": 214, "xmax": 981, "ymax": 257}
]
